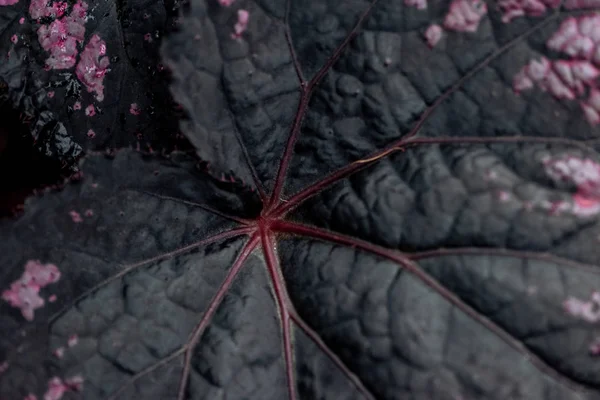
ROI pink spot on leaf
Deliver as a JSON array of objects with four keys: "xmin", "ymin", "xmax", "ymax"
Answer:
[
  {"xmin": 86, "ymin": 129, "xmax": 95, "ymax": 138},
  {"xmin": 35, "ymin": 0, "xmax": 88, "ymax": 70},
  {"xmin": 75, "ymin": 34, "xmax": 110, "ymax": 101},
  {"xmin": 231, "ymin": 9, "xmax": 249, "ymax": 39},
  {"xmin": 10, "ymin": 34, "xmax": 18, "ymax": 44},
  {"xmin": 424, "ymin": 24, "xmax": 443, "ymax": 47},
  {"xmin": 47, "ymin": 91, "xmax": 54, "ymax": 98},
  {"xmin": 44, "ymin": 376, "xmax": 83, "ymax": 400},
  {"xmin": 19, "ymin": 17, "xmax": 24, "ymax": 24},
  {"xmin": 498, "ymin": 0, "xmax": 560, "ymax": 23},
  {"xmin": 0, "ymin": 0, "xmax": 19, "ymax": 5},
  {"xmin": 515, "ymin": 14, "xmax": 600, "ymax": 125},
  {"xmin": 443, "ymin": 0, "xmax": 487, "ymax": 33},
  {"xmin": 84, "ymin": 104, "xmax": 95, "ymax": 116},
  {"xmin": 69, "ymin": 210, "xmax": 82, "ymax": 223},
  {"xmin": 564, "ymin": 291, "xmax": 600, "ymax": 322},
  {"xmin": 218, "ymin": 0, "xmax": 235, "ymax": 6},
  {"xmin": 129, "ymin": 103, "xmax": 141, "ymax": 115},
  {"xmin": 48, "ymin": 294, "xmax": 57, "ymax": 302},
  {"xmin": 544, "ymin": 155, "xmax": 600, "ymax": 216},
  {"xmin": 144, "ymin": 32, "xmax": 152, "ymax": 42},
  {"xmin": 53, "ymin": 347, "xmax": 64, "ymax": 358},
  {"xmin": 73, "ymin": 101, "xmax": 81, "ymax": 110},
  {"xmin": 84, "ymin": 209, "xmax": 93, "ymax": 217},
  {"xmin": 1, "ymin": 260, "xmax": 61, "ymax": 321},
  {"xmin": 68, "ymin": 334, "xmax": 78, "ymax": 347}
]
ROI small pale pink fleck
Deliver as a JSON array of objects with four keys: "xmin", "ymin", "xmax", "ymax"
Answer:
[
  {"xmin": 497, "ymin": 190, "xmax": 511, "ymax": 202},
  {"xmin": 24, "ymin": 395, "xmax": 38, "ymax": 400},
  {"xmin": 67, "ymin": 334, "xmax": 78, "ymax": 347},
  {"xmin": 10, "ymin": 34, "xmax": 18, "ymax": 44},
  {"xmin": 85, "ymin": 104, "xmax": 95, "ymax": 116},
  {"xmin": 53, "ymin": 347, "xmax": 64, "ymax": 358},
  {"xmin": 144, "ymin": 33, "xmax": 152, "ymax": 42},
  {"xmin": 0, "ymin": 0, "xmax": 19, "ymax": 5},
  {"xmin": 73, "ymin": 101, "xmax": 81, "ymax": 110},
  {"xmin": 143, "ymin": 12, "xmax": 150, "ymax": 19},
  {"xmin": 0, "ymin": 361, "xmax": 8, "ymax": 374},
  {"xmin": 424, "ymin": 24, "xmax": 443, "ymax": 47},
  {"xmin": 69, "ymin": 210, "xmax": 83, "ymax": 223},
  {"xmin": 231, "ymin": 9, "xmax": 249, "ymax": 39},
  {"xmin": 19, "ymin": 17, "xmax": 24, "ymax": 24},
  {"xmin": 91, "ymin": 183, "xmax": 98, "ymax": 188},
  {"xmin": 47, "ymin": 91, "xmax": 54, "ymax": 98},
  {"xmin": 86, "ymin": 129, "xmax": 95, "ymax": 138},
  {"xmin": 48, "ymin": 294, "xmax": 57, "ymax": 302},
  {"xmin": 218, "ymin": 0, "xmax": 235, "ymax": 5},
  {"xmin": 129, "ymin": 103, "xmax": 141, "ymax": 115},
  {"xmin": 84, "ymin": 209, "xmax": 93, "ymax": 217}
]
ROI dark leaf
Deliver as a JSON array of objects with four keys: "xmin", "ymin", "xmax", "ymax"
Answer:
[{"xmin": 3, "ymin": 0, "xmax": 600, "ymax": 399}]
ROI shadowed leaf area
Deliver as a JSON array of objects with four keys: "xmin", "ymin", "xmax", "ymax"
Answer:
[{"xmin": 3, "ymin": 0, "xmax": 600, "ymax": 399}]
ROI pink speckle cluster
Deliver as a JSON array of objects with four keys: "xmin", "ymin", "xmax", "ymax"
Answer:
[
  {"xmin": 497, "ymin": 0, "xmax": 560, "ymax": 23},
  {"xmin": 405, "ymin": 0, "xmax": 487, "ymax": 47},
  {"xmin": 75, "ymin": 34, "xmax": 109, "ymax": 101},
  {"xmin": 73, "ymin": 101, "xmax": 81, "ymax": 110},
  {"xmin": 544, "ymin": 155, "xmax": 600, "ymax": 216},
  {"xmin": 231, "ymin": 9, "xmax": 249, "ymax": 39},
  {"xmin": 34, "ymin": 0, "xmax": 87, "ymax": 69},
  {"xmin": 69, "ymin": 209, "xmax": 94, "ymax": 221},
  {"xmin": 565, "ymin": 291, "xmax": 600, "ymax": 322},
  {"xmin": 218, "ymin": 0, "xmax": 236, "ymax": 6},
  {"xmin": 443, "ymin": 0, "xmax": 487, "ymax": 33},
  {"xmin": 43, "ymin": 376, "xmax": 84, "ymax": 400},
  {"xmin": 28, "ymin": 0, "xmax": 110, "ymax": 101},
  {"xmin": 129, "ymin": 103, "xmax": 141, "ymax": 115},
  {"xmin": 86, "ymin": 129, "xmax": 95, "ymax": 138},
  {"xmin": 0, "ymin": 0, "xmax": 18, "ymax": 5},
  {"xmin": 84, "ymin": 104, "xmax": 95, "ymax": 116},
  {"xmin": 68, "ymin": 210, "xmax": 83, "ymax": 222},
  {"xmin": 1, "ymin": 260, "xmax": 61, "ymax": 321},
  {"xmin": 514, "ymin": 14, "xmax": 600, "ymax": 125},
  {"xmin": 424, "ymin": 24, "xmax": 443, "ymax": 48}
]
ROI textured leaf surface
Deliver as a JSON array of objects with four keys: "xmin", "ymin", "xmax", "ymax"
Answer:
[{"xmin": 4, "ymin": 0, "xmax": 600, "ymax": 399}]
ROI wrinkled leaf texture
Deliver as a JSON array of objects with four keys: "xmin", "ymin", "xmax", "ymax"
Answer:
[{"xmin": 3, "ymin": 0, "xmax": 600, "ymax": 399}]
